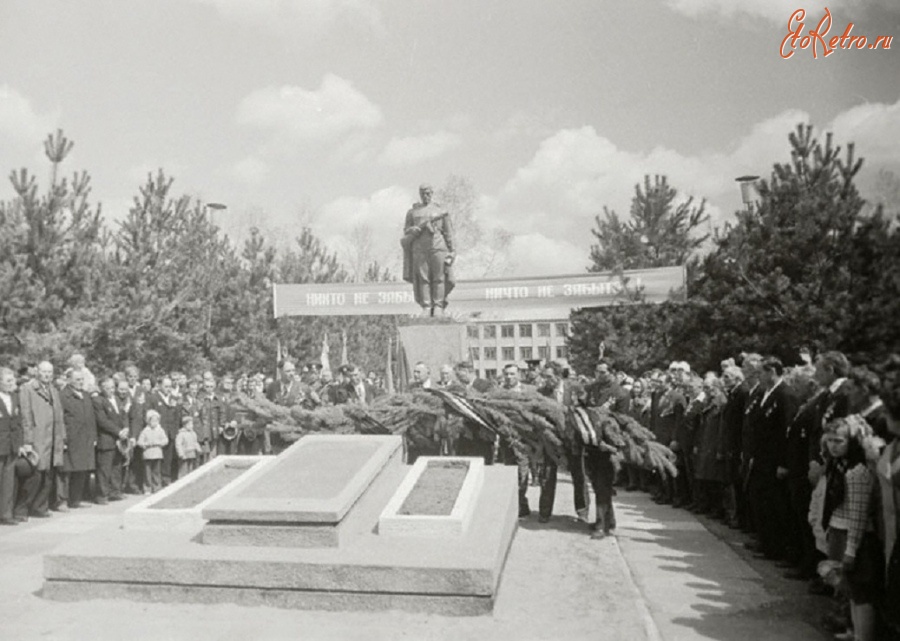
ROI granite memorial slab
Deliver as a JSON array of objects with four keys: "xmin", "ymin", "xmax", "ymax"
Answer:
[
  {"xmin": 123, "ymin": 456, "xmax": 273, "ymax": 532},
  {"xmin": 201, "ymin": 434, "xmax": 403, "ymax": 547},
  {"xmin": 379, "ymin": 456, "xmax": 485, "ymax": 537}
]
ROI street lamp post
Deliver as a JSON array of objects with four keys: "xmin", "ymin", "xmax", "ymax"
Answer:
[
  {"xmin": 202, "ymin": 202, "xmax": 227, "ymax": 354},
  {"xmin": 735, "ymin": 176, "xmax": 759, "ymax": 212}
]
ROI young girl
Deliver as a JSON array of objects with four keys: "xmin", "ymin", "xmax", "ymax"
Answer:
[
  {"xmin": 137, "ymin": 410, "xmax": 169, "ymax": 493},
  {"xmin": 820, "ymin": 415, "xmax": 884, "ymax": 641}
]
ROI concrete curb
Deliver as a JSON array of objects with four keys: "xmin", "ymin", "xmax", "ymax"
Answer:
[{"xmin": 611, "ymin": 535, "xmax": 664, "ymax": 641}]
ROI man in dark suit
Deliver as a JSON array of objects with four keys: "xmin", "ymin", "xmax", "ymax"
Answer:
[
  {"xmin": 739, "ymin": 353, "xmax": 764, "ymax": 533},
  {"xmin": 0, "ymin": 367, "xmax": 24, "ymax": 525},
  {"xmin": 498, "ymin": 363, "xmax": 540, "ymax": 518},
  {"xmin": 123, "ymin": 375, "xmax": 146, "ymax": 494},
  {"xmin": 449, "ymin": 361, "xmax": 495, "ymax": 463},
  {"xmin": 536, "ymin": 366, "xmax": 587, "ymax": 523},
  {"xmin": 586, "ymin": 361, "xmax": 630, "ymax": 412},
  {"xmin": 60, "ymin": 369, "xmax": 97, "ymax": 508},
  {"xmin": 344, "ymin": 365, "xmax": 380, "ymax": 406},
  {"xmin": 807, "ymin": 351, "xmax": 852, "ymax": 475},
  {"xmin": 720, "ymin": 365, "xmax": 748, "ymax": 528},
  {"xmin": 196, "ymin": 373, "xmax": 223, "ymax": 462},
  {"xmin": 266, "ymin": 361, "xmax": 304, "ymax": 407},
  {"xmin": 747, "ymin": 357, "xmax": 799, "ymax": 560},
  {"xmin": 146, "ymin": 376, "xmax": 181, "ymax": 486},
  {"xmin": 93, "ymin": 377, "xmax": 128, "ymax": 503}
]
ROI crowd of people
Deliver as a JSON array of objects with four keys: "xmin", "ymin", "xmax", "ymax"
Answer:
[
  {"xmin": 1, "ymin": 348, "xmax": 897, "ymax": 640},
  {"xmin": 0, "ymin": 354, "xmax": 389, "ymax": 523},
  {"xmin": 530, "ymin": 350, "xmax": 899, "ymax": 641}
]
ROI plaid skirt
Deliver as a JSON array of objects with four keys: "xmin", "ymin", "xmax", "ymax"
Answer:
[{"xmin": 826, "ymin": 527, "xmax": 884, "ymax": 605}]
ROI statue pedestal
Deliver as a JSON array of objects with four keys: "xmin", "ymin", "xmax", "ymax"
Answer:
[{"xmin": 398, "ymin": 322, "xmax": 467, "ymax": 379}]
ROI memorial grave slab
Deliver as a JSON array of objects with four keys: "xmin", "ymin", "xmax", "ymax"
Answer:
[
  {"xmin": 123, "ymin": 455, "xmax": 273, "ymax": 532},
  {"xmin": 201, "ymin": 434, "xmax": 402, "ymax": 548},
  {"xmin": 379, "ymin": 456, "xmax": 484, "ymax": 537}
]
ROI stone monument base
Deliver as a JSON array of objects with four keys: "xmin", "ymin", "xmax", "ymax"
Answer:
[{"xmin": 43, "ymin": 435, "xmax": 519, "ymax": 616}]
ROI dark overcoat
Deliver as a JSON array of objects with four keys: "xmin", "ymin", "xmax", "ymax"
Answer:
[
  {"xmin": 0, "ymin": 394, "xmax": 23, "ymax": 457},
  {"xmin": 61, "ymin": 386, "xmax": 97, "ymax": 472},
  {"xmin": 695, "ymin": 398, "xmax": 726, "ymax": 482}
]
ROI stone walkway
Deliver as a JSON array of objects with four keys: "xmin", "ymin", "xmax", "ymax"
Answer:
[
  {"xmin": 0, "ymin": 478, "xmax": 831, "ymax": 641},
  {"xmin": 614, "ymin": 491, "xmax": 828, "ymax": 641}
]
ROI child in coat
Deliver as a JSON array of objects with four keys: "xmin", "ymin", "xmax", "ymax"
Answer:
[
  {"xmin": 137, "ymin": 409, "xmax": 169, "ymax": 493},
  {"xmin": 175, "ymin": 415, "xmax": 201, "ymax": 479}
]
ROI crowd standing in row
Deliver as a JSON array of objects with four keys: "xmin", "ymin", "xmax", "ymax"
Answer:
[
  {"xmin": 1, "ymin": 350, "xmax": 897, "ymax": 639},
  {"xmin": 0, "ymin": 355, "xmax": 390, "ymax": 522},
  {"xmin": 544, "ymin": 350, "xmax": 899, "ymax": 641}
]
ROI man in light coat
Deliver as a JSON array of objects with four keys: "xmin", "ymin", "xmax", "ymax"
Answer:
[{"xmin": 15, "ymin": 361, "xmax": 65, "ymax": 519}]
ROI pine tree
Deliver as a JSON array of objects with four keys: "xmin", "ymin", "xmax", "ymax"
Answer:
[
  {"xmin": 589, "ymin": 174, "xmax": 709, "ymax": 272},
  {"xmin": 94, "ymin": 170, "xmax": 237, "ymax": 373},
  {"xmin": 0, "ymin": 130, "xmax": 105, "ymax": 364}
]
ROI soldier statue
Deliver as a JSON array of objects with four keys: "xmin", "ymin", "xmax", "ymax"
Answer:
[{"xmin": 401, "ymin": 183, "xmax": 456, "ymax": 316}]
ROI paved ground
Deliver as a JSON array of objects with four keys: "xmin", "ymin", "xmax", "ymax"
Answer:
[{"xmin": 0, "ymin": 476, "xmax": 833, "ymax": 641}]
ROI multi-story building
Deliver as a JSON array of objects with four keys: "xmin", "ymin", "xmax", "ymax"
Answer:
[{"xmin": 464, "ymin": 308, "xmax": 571, "ymax": 380}]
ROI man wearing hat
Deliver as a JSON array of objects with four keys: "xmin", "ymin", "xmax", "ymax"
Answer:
[
  {"xmin": 15, "ymin": 361, "xmax": 65, "ymax": 519},
  {"xmin": 0, "ymin": 367, "xmax": 24, "ymax": 525},
  {"xmin": 401, "ymin": 183, "xmax": 456, "ymax": 316}
]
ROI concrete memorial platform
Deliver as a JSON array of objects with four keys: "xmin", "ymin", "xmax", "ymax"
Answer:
[
  {"xmin": 42, "ymin": 434, "xmax": 519, "ymax": 615},
  {"xmin": 123, "ymin": 455, "xmax": 273, "ymax": 532}
]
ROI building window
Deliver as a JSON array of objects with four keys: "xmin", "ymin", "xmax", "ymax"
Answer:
[
  {"xmin": 537, "ymin": 323, "xmax": 551, "ymax": 337},
  {"xmin": 520, "ymin": 347, "xmax": 533, "ymax": 360},
  {"xmin": 501, "ymin": 346, "xmax": 515, "ymax": 361},
  {"xmin": 483, "ymin": 325, "xmax": 497, "ymax": 339},
  {"xmin": 467, "ymin": 325, "xmax": 479, "ymax": 339},
  {"xmin": 555, "ymin": 322, "xmax": 568, "ymax": 337},
  {"xmin": 470, "ymin": 347, "xmax": 480, "ymax": 361},
  {"xmin": 485, "ymin": 368, "xmax": 497, "ymax": 380},
  {"xmin": 538, "ymin": 345, "xmax": 550, "ymax": 360},
  {"xmin": 500, "ymin": 324, "xmax": 515, "ymax": 338},
  {"xmin": 518, "ymin": 323, "xmax": 533, "ymax": 338},
  {"xmin": 556, "ymin": 346, "xmax": 568, "ymax": 359},
  {"xmin": 484, "ymin": 346, "xmax": 497, "ymax": 360}
]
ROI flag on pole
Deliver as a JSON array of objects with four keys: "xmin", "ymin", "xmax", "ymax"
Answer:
[
  {"xmin": 386, "ymin": 335, "xmax": 394, "ymax": 394},
  {"xmin": 276, "ymin": 338, "xmax": 283, "ymax": 380},
  {"xmin": 340, "ymin": 330, "xmax": 349, "ymax": 367},
  {"xmin": 320, "ymin": 334, "xmax": 331, "ymax": 374}
]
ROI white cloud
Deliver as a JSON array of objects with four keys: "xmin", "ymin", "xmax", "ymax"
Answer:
[
  {"xmin": 297, "ymin": 99, "xmax": 900, "ymax": 280},
  {"xmin": 318, "ymin": 185, "xmax": 414, "ymax": 275},
  {"xmin": 829, "ymin": 99, "xmax": 900, "ymax": 168},
  {"xmin": 0, "ymin": 85, "xmax": 59, "ymax": 145},
  {"xmin": 229, "ymin": 156, "xmax": 269, "ymax": 186},
  {"xmin": 503, "ymin": 233, "xmax": 587, "ymax": 277},
  {"xmin": 377, "ymin": 131, "xmax": 462, "ymax": 167},
  {"xmin": 236, "ymin": 75, "xmax": 383, "ymax": 142},
  {"xmin": 191, "ymin": 0, "xmax": 383, "ymax": 33},
  {"xmin": 487, "ymin": 97, "xmax": 900, "ymax": 271},
  {"xmin": 665, "ymin": 0, "xmax": 898, "ymax": 25}
]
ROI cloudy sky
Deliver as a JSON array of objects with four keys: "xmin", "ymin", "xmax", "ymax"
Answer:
[{"xmin": 1, "ymin": 0, "xmax": 898, "ymax": 277}]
